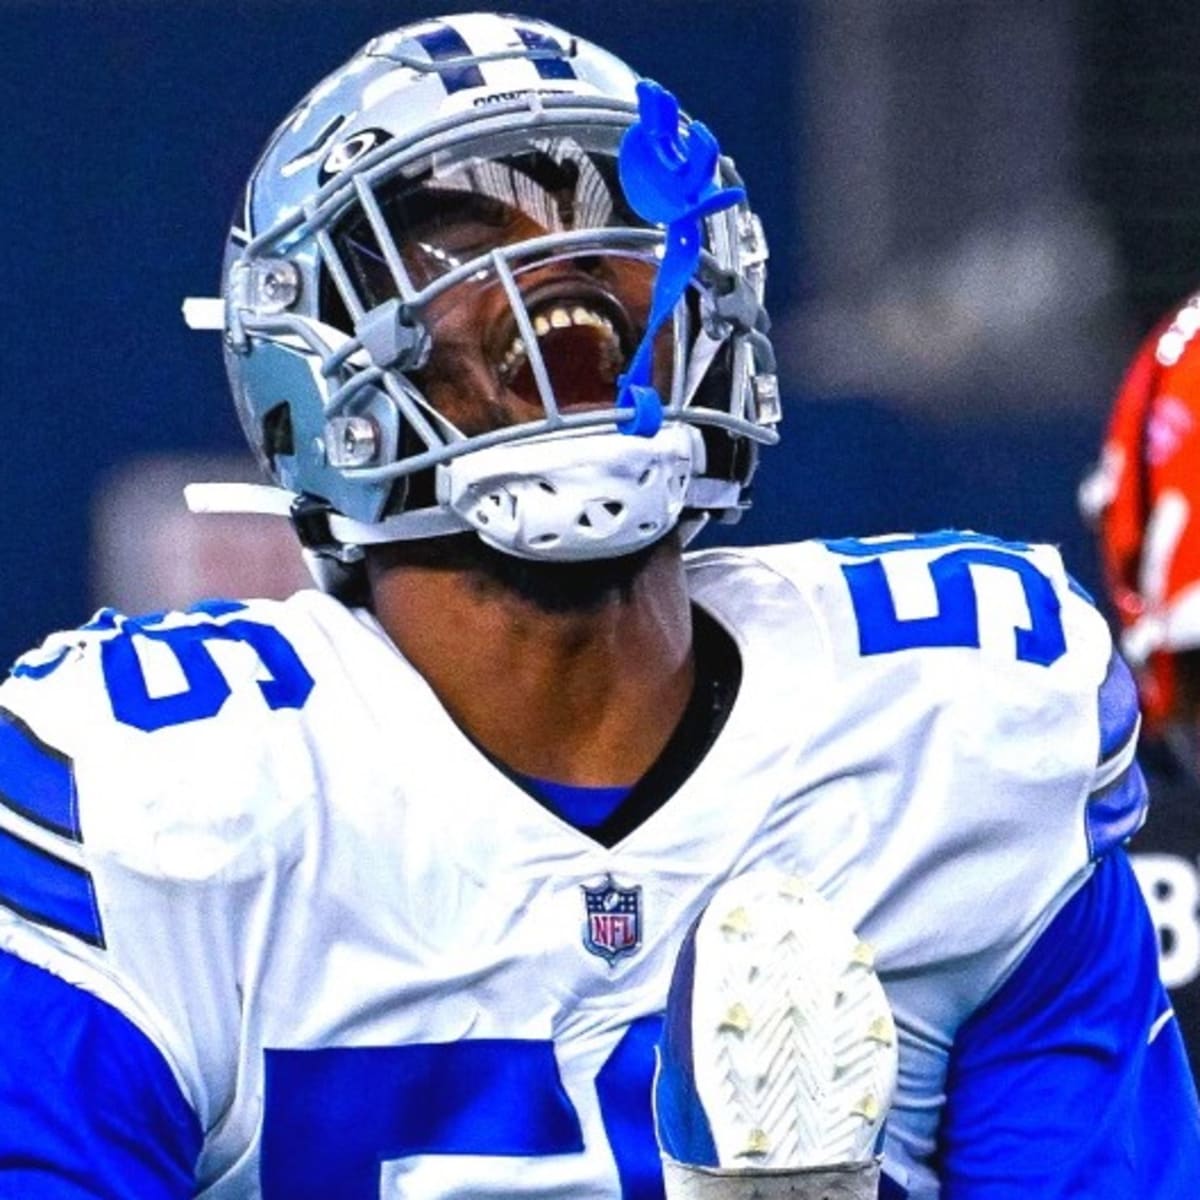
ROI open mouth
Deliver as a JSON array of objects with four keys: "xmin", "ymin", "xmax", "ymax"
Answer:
[{"xmin": 494, "ymin": 283, "xmax": 636, "ymax": 412}]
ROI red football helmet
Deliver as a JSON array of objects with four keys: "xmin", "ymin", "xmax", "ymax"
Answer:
[{"xmin": 1081, "ymin": 292, "xmax": 1200, "ymax": 727}]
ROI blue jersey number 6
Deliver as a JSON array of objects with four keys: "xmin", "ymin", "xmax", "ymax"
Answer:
[{"xmin": 96, "ymin": 604, "xmax": 315, "ymax": 731}]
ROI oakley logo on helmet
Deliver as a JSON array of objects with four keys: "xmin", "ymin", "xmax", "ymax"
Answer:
[
  {"xmin": 319, "ymin": 128, "xmax": 391, "ymax": 185},
  {"xmin": 472, "ymin": 87, "xmax": 572, "ymax": 108}
]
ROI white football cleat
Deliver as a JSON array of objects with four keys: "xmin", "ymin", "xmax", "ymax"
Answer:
[{"xmin": 655, "ymin": 872, "xmax": 898, "ymax": 1199}]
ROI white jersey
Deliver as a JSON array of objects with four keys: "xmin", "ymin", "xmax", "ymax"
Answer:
[{"xmin": 0, "ymin": 534, "xmax": 1137, "ymax": 1199}]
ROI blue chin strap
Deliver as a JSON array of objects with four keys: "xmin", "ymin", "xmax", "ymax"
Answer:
[{"xmin": 615, "ymin": 81, "xmax": 746, "ymax": 437}]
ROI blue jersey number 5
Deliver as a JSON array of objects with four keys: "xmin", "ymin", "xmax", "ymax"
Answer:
[{"xmin": 826, "ymin": 531, "xmax": 1067, "ymax": 667}]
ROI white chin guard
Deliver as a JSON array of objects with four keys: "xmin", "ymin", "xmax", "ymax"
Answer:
[{"xmin": 436, "ymin": 424, "xmax": 705, "ymax": 561}]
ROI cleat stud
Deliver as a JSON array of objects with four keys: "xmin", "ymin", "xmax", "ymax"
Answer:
[
  {"xmin": 719, "ymin": 1002, "xmax": 752, "ymax": 1033},
  {"xmin": 720, "ymin": 905, "xmax": 752, "ymax": 937},
  {"xmin": 868, "ymin": 1015, "xmax": 895, "ymax": 1045},
  {"xmin": 737, "ymin": 1129, "xmax": 770, "ymax": 1158},
  {"xmin": 778, "ymin": 876, "xmax": 809, "ymax": 901},
  {"xmin": 851, "ymin": 940, "xmax": 876, "ymax": 968}
]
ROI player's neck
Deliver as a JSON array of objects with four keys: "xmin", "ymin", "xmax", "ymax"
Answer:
[{"xmin": 368, "ymin": 542, "xmax": 695, "ymax": 786}]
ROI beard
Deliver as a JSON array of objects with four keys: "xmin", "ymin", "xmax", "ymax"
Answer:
[{"xmin": 366, "ymin": 531, "xmax": 672, "ymax": 616}]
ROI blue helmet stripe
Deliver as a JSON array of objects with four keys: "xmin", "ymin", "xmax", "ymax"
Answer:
[
  {"xmin": 0, "ymin": 827, "xmax": 103, "ymax": 947},
  {"xmin": 513, "ymin": 25, "xmax": 577, "ymax": 80},
  {"xmin": 0, "ymin": 709, "xmax": 77, "ymax": 840},
  {"xmin": 413, "ymin": 24, "xmax": 486, "ymax": 94}
]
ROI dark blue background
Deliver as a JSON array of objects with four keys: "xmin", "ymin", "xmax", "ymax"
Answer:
[{"xmin": 0, "ymin": 1, "xmax": 1105, "ymax": 667}]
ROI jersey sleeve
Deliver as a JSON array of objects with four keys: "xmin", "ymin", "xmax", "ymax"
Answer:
[
  {"xmin": 938, "ymin": 849, "xmax": 1200, "ymax": 1197},
  {"xmin": 0, "ymin": 602, "xmax": 318, "ymax": 1193},
  {"xmin": 0, "ymin": 947, "xmax": 200, "ymax": 1198},
  {"xmin": 0, "ymin": 621, "xmax": 212, "ymax": 1195},
  {"xmin": 935, "ymin": 610, "xmax": 1200, "ymax": 1194}
]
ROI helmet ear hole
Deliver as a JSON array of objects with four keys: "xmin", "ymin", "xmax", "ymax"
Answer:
[{"xmin": 262, "ymin": 403, "xmax": 295, "ymax": 466}]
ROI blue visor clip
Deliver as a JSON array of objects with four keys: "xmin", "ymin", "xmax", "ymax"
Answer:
[{"xmin": 615, "ymin": 81, "xmax": 746, "ymax": 437}]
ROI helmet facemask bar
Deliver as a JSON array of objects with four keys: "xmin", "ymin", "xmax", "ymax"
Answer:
[{"xmin": 323, "ymin": 123, "xmax": 676, "ymax": 458}]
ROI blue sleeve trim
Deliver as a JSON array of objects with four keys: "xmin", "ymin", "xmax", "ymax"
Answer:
[
  {"xmin": 0, "ymin": 948, "xmax": 200, "ymax": 1198},
  {"xmin": 1087, "ymin": 649, "xmax": 1148, "ymax": 858},
  {"xmin": 938, "ymin": 851, "xmax": 1200, "ymax": 1196},
  {"xmin": 9, "ymin": 646, "xmax": 69, "ymax": 680},
  {"xmin": 0, "ymin": 828, "xmax": 103, "ymax": 947},
  {"xmin": 1086, "ymin": 761, "xmax": 1149, "ymax": 858},
  {"xmin": 1096, "ymin": 648, "xmax": 1140, "ymax": 764},
  {"xmin": 0, "ymin": 708, "xmax": 77, "ymax": 839}
]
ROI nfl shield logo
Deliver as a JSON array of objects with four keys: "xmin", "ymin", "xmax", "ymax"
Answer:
[{"xmin": 582, "ymin": 875, "xmax": 642, "ymax": 965}]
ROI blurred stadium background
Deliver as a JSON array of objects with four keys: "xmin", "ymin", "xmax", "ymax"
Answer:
[{"xmin": 1, "ymin": 0, "xmax": 1194, "ymax": 664}]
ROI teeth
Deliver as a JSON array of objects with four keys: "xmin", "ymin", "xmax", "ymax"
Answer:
[
  {"xmin": 499, "ymin": 337, "xmax": 526, "ymax": 379},
  {"xmin": 498, "ymin": 303, "xmax": 619, "ymax": 381}
]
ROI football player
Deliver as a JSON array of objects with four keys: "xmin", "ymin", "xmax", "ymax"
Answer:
[
  {"xmin": 1081, "ymin": 291, "xmax": 1200, "ymax": 1084},
  {"xmin": 0, "ymin": 12, "xmax": 1196, "ymax": 1199}
]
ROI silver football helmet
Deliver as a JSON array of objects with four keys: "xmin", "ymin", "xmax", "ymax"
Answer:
[{"xmin": 185, "ymin": 12, "xmax": 778, "ymax": 582}]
